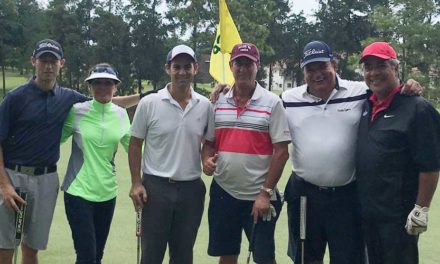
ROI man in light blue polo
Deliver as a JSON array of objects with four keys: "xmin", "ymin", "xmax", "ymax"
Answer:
[{"xmin": 128, "ymin": 44, "xmax": 214, "ymax": 264}]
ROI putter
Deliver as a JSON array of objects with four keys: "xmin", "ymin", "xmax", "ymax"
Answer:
[
  {"xmin": 13, "ymin": 189, "xmax": 27, "ymax": 264},
  {"xmin": 300, "ymin": 196, "xmax": 307, "ymax": 264},
  {"xmin": 136, "ymin": 209, "xmax": 142, "ymax": 264},
  {"xmin": 246, "ymin": 221, "xmax": 257, "ymax": 264}
]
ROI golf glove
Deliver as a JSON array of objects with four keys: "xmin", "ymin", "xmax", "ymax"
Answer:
[
  {"xmin": 262, "ymin": 205, "xmax": 277, "ymax": 222},
  {"xmin": 405, "ymin": 204, "xmax": 429, "ymax": 235}
]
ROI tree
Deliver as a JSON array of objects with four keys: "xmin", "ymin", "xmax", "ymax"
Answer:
[
  {"xmin": 46, "ymin": 0, "xmax": 84, "ymax": 89},
  {"xmin": 126, "ymin": 0, "xmax": 168, "ymax": 92},
  {"xmin": 166, "ymin": 0, "xmax": 216, "ymax": 87},
  {"xmin": 282, "ymin": 13, "xmax": 317, "ymax": 86},
  {"xmin": 369, "ymin": 0, "xmax": 440, "ymax": 100},
  {"xmin": 0, "ymin": 0, "xmax": 19, "ymax": 96},
  {"xmin": 15, "ymin": 0, "xmax": 46, "ymax": 74},
  {"xmin": 90, "ymin": 7, "xmax": 133, "ymax": 94},
  {"xmin": 261, "ymin": 0, "xmax": 290, "ymax": 90},
  {"xmin": 314, "ymin": 0, "xmax": 378, "ymax": 79}
]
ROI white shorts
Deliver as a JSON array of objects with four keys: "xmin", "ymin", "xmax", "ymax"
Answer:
[{"xmin": 0, "ymin": 169, "xmax": 59, "ymax": 250}]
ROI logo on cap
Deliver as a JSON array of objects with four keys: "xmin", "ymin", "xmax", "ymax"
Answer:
[
  {"xmin": 33, "ymin": 39, "xmax": 63, "ymax": 59},
  {"xmin": 230, "ymin": 43, "xmax": 260, "ymax": 63},
  {"xmin": 304, "ymin": 48, "xmax": 326, "ymax": 57},
  {"xmin": 237, "ymin": 44, "xmax": 252, "ymax": 52},
  {"xmin": 300, "ymin": 41, "xmax": 333, "ymax": 68},
  {"xmin": 38, "ymin": 42, "xmax": 60, "ymax": 51}
]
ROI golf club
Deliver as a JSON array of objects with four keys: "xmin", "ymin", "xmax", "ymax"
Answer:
[
  {"xmin": 136, "ymin": 209, "xmax": 142, "ymax": 264},
  {"xmin": 300, "ymin": 196, "xmax": 307, "ymax": 264},
  {"xmin": 13, "ymin": 189, "xmax": 27, "ymax": 264},
  {"xmin": 246, "ymin": 221, "xmax": 257, "ymax": 264}
]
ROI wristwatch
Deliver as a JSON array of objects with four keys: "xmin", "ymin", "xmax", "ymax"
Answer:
[{"xmin": 260, "ymin": 186, "xmax": 274, "ymax": 196}]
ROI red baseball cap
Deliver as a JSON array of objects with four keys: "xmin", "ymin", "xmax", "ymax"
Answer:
[
  {"xmin": 230, "ymin": 43, "xmax": 260, "ymax": 63},
  {"xmin": 359, "ymin": 42, "xmax": 397, "ymax": 63}
]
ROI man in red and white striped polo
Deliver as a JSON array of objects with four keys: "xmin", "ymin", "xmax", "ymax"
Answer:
[{"xmin": 202, "ymin": 43, "xmax": 291, "ymax": 264}]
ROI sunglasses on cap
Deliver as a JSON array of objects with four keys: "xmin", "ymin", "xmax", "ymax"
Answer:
[{"xmin": 91, "ymin": 66, "xmax": 118, "ymax": 76}]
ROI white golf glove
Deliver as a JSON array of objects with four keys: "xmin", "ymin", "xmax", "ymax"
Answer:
[
  {"xmin": 262, "ymin": 205, "xmax": 277, "ymax": 222},
  {"xmin": 405, "ymin": 204, "xmax": 429, "ymax": 235}
]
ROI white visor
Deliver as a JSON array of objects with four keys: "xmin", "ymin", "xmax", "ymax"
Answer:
[{"xmin": 85, "ymin": 72, "xmax": 121, "ymax": 83}]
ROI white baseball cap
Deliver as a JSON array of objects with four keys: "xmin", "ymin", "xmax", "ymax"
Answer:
[{"xmin": 166, "ymin": 45, "xmax": 197, "ymax": 63}]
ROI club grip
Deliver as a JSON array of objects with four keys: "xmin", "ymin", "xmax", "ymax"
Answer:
[
  {"xmin": 15, "ymin": 189, "xmax": 27, "ymax": 240},
  {"xmin": 136, "ymin": 210, "xmax": 142, "ymax": 237},
  {"xmin": 300, "ymin": 196, "xmax": 307, "ymax": 240}
]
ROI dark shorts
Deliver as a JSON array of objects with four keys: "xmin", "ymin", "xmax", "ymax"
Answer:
[
  {"xmin": 285, "ymin": 173, "xmax": 364, "ymax": 264},
  {"xmin": 208, "ymin": 180, "xmax": 283, "ymax": 263},
  {"xmin": 362, "ymin": 217, "xmax": 418, "ymax": 264}
]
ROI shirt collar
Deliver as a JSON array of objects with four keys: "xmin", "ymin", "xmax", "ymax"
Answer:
[
  {"xmin": 226, "ymin": 81, "xmax": 263, "ymax": 101},
  {"xmin": 92, "ymin": 98, "xmax": 112, "ymax": 111},
  {"xmin": 302, "ymin": 74, "xmax": 346, "ymax": 100},
  {"xmin": 159, "ymin": 83, "xmax": 199, "ymax": 104},
  {"xmin": 29, "ymin": 76, "xmax": 57, "ymax": 96},
  {"xmin": 369, "ymin": 85, "xmax": 402, "ymax": 108}
]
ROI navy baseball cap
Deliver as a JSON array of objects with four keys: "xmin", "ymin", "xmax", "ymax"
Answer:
[
  {"xmin": 166, "ymin": 45, "xmax": 197, "ymax": 63},
  {"xmin": 32, "ymin": 39, "xmax": 64, "ymax": 59},
  {"xmin": 301, "ymin": 41, "xmax": 333, "ymax": 68}
]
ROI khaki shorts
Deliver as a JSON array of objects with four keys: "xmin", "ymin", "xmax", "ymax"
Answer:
[{"xmin": 0, "ymin": 169, "xmax": 59, "ymax": 250}]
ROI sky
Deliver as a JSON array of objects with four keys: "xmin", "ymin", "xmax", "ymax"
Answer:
[{"xmin": 290, "ymin": 0, "xmax": 319, "ymax": 16}]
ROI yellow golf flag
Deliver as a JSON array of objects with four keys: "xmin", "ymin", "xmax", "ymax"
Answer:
[
  {"xmin": 219, "ymin": 0, "xmax": 242, "ymax": 53},
  {"xmin": 209, "ymin": 0, "xmax": 242, "ymax": 85}
]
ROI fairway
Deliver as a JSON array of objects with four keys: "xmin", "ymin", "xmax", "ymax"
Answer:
[
  {"xmin": 30, "ymin": 141, "xmax": 439, "ymax": 263},
  {"xmin": 0, "ymin": 71, "xmax": 31, "ymax": 98}
]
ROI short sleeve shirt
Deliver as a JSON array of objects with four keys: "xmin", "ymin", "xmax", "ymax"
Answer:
[
  {"xmin": 281, "ymin": 77, "xmax": 368, "ymax": 186},
  {"xmin": 356, "ymin": 94, "xmax": 440, "ymax": 219},
  {"xmin": 206, "ymin": 83, "xmax": 291, "ymax": 200},
  {"xmin": 130, "ymin": 85, "xmax": 214, "ymax": 181},
  {"xmin": 0, "ymin": 79, "xmax": 89, "ymax": 166}
]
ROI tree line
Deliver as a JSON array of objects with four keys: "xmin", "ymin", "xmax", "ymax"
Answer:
[{"xmin": 1, "ymin": 0, "xmax": 440, "ymax": 102}]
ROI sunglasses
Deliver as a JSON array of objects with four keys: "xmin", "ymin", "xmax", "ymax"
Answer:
[
  {"xmin": 91, "ymin": 66, "xmax": 118, "ymax": 76},
  {"xmin": 89, "ymin": 79, "xmax": 116, "ymax": 87}
]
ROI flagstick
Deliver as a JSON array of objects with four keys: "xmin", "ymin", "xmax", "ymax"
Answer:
[{"xmin": 221, "ymin": 53, "xmax": 226, "ymax": 83}]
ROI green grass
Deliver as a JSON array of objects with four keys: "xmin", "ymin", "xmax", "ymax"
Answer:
[
  {"xmin": 0, "ymin": 71, "xmax": 31, "ymax": 98},
  {"xmin": 40, "ymin": 142, "xmax": 292, "ymax": 263},
  {"xmin": 26, "ymin": 142, "xmax": 438, "ymax": 263}
]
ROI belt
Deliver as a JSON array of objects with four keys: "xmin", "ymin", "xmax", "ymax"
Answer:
[
  {"xmin": 145, "ymin": 174, "xmax": 199, "ymax": 184},
  {"xmin": 5, "ymin": 163, "xmax": 57, "ymax": 176},
  {"xmin": 294, "ymin": 174, "xmax": 355, "ymax": 193}
]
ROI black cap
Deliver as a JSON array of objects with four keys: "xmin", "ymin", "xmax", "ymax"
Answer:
[{"xmin": 32, "ymin": 39, "xmax": 64, "ymax": 59}]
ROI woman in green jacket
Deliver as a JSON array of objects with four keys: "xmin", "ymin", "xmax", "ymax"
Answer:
[{"xmin": 61, "ymin": 63, "xmax": 130, "ymax": 264}]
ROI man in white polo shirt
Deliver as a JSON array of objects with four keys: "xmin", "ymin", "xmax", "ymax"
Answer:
[
  {"xmin": 202, "ymin": 43, "xmax": 291, "ymax": 264},
  {"xmin": 281, "ymin": 40, "xmax": 421, "ymax": 264},
  {"xmin": 128, "ymin": 44, "xmax": 214, "ymax": 264}
]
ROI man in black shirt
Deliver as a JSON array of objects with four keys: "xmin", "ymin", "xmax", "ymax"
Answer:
[{"xmin": 356, "ymin": 42, "xmax": 440, "ymax": 264}]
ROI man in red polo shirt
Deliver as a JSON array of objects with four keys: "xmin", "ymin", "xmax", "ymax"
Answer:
[{"xmin": 356, "ymin": 42, "xmax": 440, "ymax": 264}]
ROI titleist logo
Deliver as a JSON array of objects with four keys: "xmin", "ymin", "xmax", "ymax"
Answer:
[
  {"xmin": 304, "ymin": 48, "xmax": 325, "ymax": 57},
  {"xmin": 38, "ymin": 42, "xmax": 60, "ymax": 51}
]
